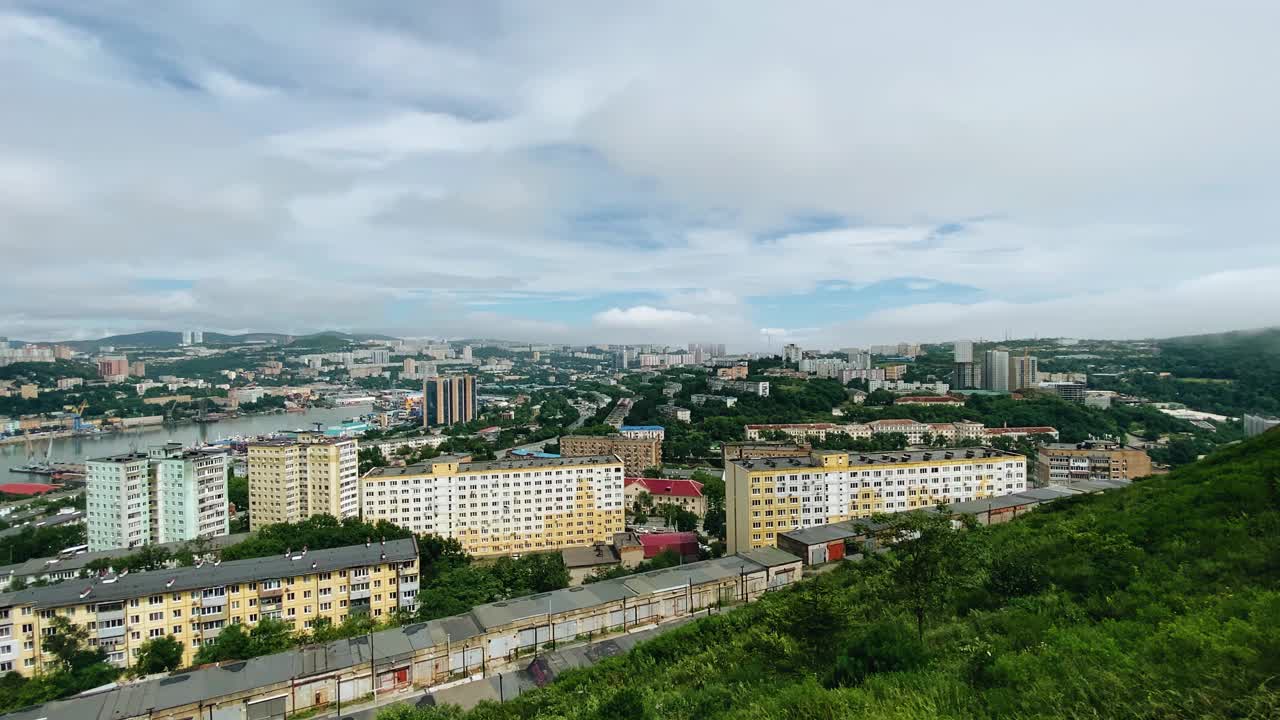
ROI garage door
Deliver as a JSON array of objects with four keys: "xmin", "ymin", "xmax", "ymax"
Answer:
[
  {"xmin": 246, "ymin": 696, "xmax": 286, "ymax": 720},
  {"xmin": 488, "ymin": 633, "xmax": 513, "ymax": 659}
]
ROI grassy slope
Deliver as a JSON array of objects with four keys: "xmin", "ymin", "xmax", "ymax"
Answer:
[{"xmin": 415, "ymin": 431, "xmax": 1280, "ymax": 720}]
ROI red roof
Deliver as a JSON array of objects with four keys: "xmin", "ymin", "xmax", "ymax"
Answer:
[
  {"xmin": 625, "ymin": 477, "xmax": 704, "ymax": 498},
  {"xmin": 636, "ymin": 532, "xmax": 699, "ymax": 559},
  {"xmin": 0, "ymin": 482, "xmax": 58, "ymax": 496}
]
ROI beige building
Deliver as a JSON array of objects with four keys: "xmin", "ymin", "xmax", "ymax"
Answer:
[
  {"xmin": 248, "ymin": 434, "xmax": 359, "ymax": 529},
  {"xmin": 1036, "ymin": 442, "xmax": 1152, "ymax": 486},
  {"xmin": 721, "ymin": 441, "xmax": 811, "ymax": 463},
  {"xmin": 361, "ymin": 454, "xmax": 625, "ymax": 557},
  {"xmin": 560, "ymin": 434, "xmax": 662, "ymax": 476},
  {"xmin": 624, "ymin": 477, "xmax": 707, "ymax": 517},
  {"xmin": 0, "ymin": 539, "xmax": 418, "ymax": 676},
  {"xmin": 725, "ymin": 447, "xmax": 1027, "ymax": 553}
]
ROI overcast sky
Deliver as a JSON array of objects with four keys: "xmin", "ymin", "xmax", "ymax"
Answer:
[{"xmin": 3, "ymin": 1, "xmax": 1280, "ymax": 349}]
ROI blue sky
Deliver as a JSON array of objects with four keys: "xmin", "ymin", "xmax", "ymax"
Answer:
[{"xmin": 3, "ymin": 2, "xmax": 1280, "ymax": 347}]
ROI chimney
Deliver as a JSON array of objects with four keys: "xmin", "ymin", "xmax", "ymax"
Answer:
[{"xmin": 301, "ymin": 546, "xmax": 308, "ymax": 556}]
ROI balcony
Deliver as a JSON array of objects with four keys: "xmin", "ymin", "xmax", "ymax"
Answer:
[{"xmin": 258, "ymin": 586, "xmax": 284, "ymax": 599}]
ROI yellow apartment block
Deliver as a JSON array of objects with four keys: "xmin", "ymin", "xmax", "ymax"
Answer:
[
  {"xmin": 248, "ymin": 434, "xmax": 359, "ymax": 529},
  {"xmin": 361, "ymin": 454, "xmax": 625, "ymax": 557},
  {"xmin": 725, "ymin": 447, "xmax": 1027, "ymax": 553},
  {"xmin": 0, "ymin": 539, "xmax": 418, "ymax": 676}
]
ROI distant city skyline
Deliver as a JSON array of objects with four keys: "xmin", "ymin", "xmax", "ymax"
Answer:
[{"xmin": 4, "ymin": 3, "xmax": 1280, "ymax": 346}]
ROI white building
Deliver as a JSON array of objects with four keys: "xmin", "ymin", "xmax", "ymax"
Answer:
[
  {"xmin": 86, "ymin": 445, "xmax": 229, "ymax": 552},
  {"xmin": 868, "ymin": 379, "xmax": 951, "ymax": 395},
  {"xmin": 708, "ymin": 378, "xmax": 770, "ymax": 397},
  {"xmin": 659, "ymin": 404, "xmax": 692, "ymax": 422},
  {"xmin": 361, "ymin": 455, "xmax": 625, "ymax": 556}
]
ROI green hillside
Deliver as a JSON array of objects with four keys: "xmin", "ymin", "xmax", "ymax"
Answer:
[{"xmin": 395, "ymin": 430, "xmax": 1280, "ymax": 719}]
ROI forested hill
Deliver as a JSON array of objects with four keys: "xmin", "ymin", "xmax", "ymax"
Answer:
[{"xmin": 395, "ymin": 429, "xmax": 1280, "ymax": 720}]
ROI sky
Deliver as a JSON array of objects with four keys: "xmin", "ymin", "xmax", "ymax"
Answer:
[{"xmin": 3, "ymin": 1, "xmax": 1280, "ymax": 350}]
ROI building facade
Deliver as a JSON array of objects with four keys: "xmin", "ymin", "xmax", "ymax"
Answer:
[
  {"xmin": 982, "ymin": 349, "xmax": 1010, "ymax": 392},
  {"xmin": 559, "ymin": 434, "xmax": 662, "ymax": 476},
  {"xmin": 725, "ymin": 448, "xmax": 1028, "ymax": 553},
  {"xmin": 0, "ymin": 539, "xmax": 418, "ymax": 676},
  {"xmin": 247, "ymin": 435, "xmax": 359, "ymax": 529},
  {"xmin": 1035, "ymin": 442, "xmax": 1152, "ymax": 485},
  {"xmin": 1007, "ymin": 354, "xmax": 1039, "ymax": 390},
  {"xmin": 1244, "ymin": 413, "xmax": 1280, "ymax": 438},
  {"xmin": 422, "ymin": 374, "xmax": 477, "ymax": 427},
  {"xmin": 624, "ymin": 477, "xmax": 707, "ymax": 517},
  {"xmin": 85, "ymin": 445, "xmax": 230, "ymax": 552},
  {"xmin": 361, "ymin": 455, "xmax": 625, "ymax": 556}
]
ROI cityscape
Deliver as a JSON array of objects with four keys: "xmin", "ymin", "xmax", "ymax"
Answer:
[{"xmin": 3, "ymin": 3, "xmax": 1280, "ymax": 720}]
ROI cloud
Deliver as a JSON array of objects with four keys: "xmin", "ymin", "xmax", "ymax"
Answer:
[
  {"xmin": 3, "ymin": 3, "xmax": 1280, "ymax": 347},
  {"xmin": 593, "ymin": 306, "xmax": 712, "ymax": 329}
]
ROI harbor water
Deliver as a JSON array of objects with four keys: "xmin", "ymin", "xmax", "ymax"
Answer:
[{"xmin": 1, "ymin": 405, "xmax": 373, "ymax": 476}]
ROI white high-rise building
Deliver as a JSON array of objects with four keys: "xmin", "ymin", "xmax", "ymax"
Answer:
[
  {"xmin": 954, "ymin": 340, "xmax": 973, "ymax": 363},
  {"xmin": 191, "ymin": 330, "xmax": 203, "ymax": 344},
  {"xmin": 86, "ymin": 445, "xmax": 230, "ymax": 552},
  {"xmin": 783, "ymin": 343, "xmax": 803, "ymax": 365},
  {"xmin": 181, "ymin": 330, "xmax": 193, "ymax": 346},
  {"xmin": 983, "ymin": 349, "xmax": 1011, "ymax": 392},
  {"xmin": 847, "ymin": 350, "xmax": 873, "ymax": 370}
]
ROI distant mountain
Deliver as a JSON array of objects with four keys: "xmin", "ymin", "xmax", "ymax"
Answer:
[{"xmin": 51, "ymin": 330, "xmax": 398, "ymax": 351}]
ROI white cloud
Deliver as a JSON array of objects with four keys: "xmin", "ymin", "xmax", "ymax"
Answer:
[
  {"xmin": 593, "ymin": 306, "xmax": 712, "ymax": 329},
  {"xmin": 3, "ymin": 3, "xmax": 1280, "ymax": 347}
]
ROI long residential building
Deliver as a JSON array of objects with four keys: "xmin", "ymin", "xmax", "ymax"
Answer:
[
  {"xmin": 707, "ymin": 378, "xmax": 770, "ymax": 397},
  {"xmin": 361, "ymin": 454, "xmax": 625, "ymax": 557},
  {"xmin": 559, "ymin": 433, "xmax": 661, "ymax": 476},
  {"xmin": 3, "ymin": 548, "xmax": 801, "ymax": 720},
  {"xmin": 1035, "ymin": 442, "xmax": 1152, "ymax": 486},
  {"xmin": 86, "ymin": 444, "xmax": 230, "ymax": 552},
  {"xmin": 725, "ymin": 447, "xmax": 1028, "ymax": 553},
  {"xmin": 0, "ymin": 538, "xmax": 419, "ymax": 676},
  {"xmin": 744, "ymin": 421, "xmax": 1058, "ymax": 446},
  {"xmin": 247, "ymin": 434, "xmax": 359, "ymax": 530}
]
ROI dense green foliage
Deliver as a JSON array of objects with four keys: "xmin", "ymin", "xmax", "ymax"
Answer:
[
  {"xmin": 0, "ymin": 616, "xmax": 119, "ymax": 713},
  {"xmin": 383, "ymin": 429, "xmax": 1280, "ymax": 719},
  {"xmin": 1091, "ymin": 328, "xmax": 1280, "ymax": 416},
  {"xmin": 131, "ymin": 636, "xmax": 185, "ymax": 675},
  {"xmin": 0, "ymin": 523, "xmax": 86, "ymax": 566}
]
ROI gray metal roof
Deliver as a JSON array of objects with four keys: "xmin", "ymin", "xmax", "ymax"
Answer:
[
  {"xmin": 0, "ymin": 533, "xmax": 253, "ymax": 581},
  {"xmin": 941, "ymin": 494, "xmax": 1043, "ymax": 516},
  {"xmin": 366, "ymin": 454, "xmax": 619, "ymax": 478},
  {"xmin": 778, "ymin": 518, "xmax": 883, "ymax": 546},
  {"xmin": 0, "ymin": 550, "xmax": 796, "ymax": 720},
  {"xmin": 0, "ymin": 538, "xmax": 417, "ymax": 610},
  {"xmin": 1014, "ymin": 486, "xmax": 1083, "ymax": 501},
  {"xmin": 731, "ymin": 447, "xmax": 1020, "ymax": 471},
  {"xmin": 736, "ymin": 546, "xmax": 803, "ymax": 568}
]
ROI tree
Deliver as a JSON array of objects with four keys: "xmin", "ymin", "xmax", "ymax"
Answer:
[
  {"xmin": 42, "ymin": 616, "xmax": 104, "ymax": 672},
  {"xmin": 359, "ymin": 446, "xmax": 388, "ymax": 474},
  {"xmin": 655, "ymin": 503, "xmax": 699, "ymax": 532},
  {"xmin": 642, "ymin": 466, "xmax": 664, "ymax": 478},
  {"xmin": 132, "ymin": 636, "xmax": 184, "ymax": 675},
  {"xmin": 227, "ymin": 470, "xmax": 249, "ymax": 512},
  {"xmin": 873, "ymin": 507, "xmax": 985, "ymax": 642}
]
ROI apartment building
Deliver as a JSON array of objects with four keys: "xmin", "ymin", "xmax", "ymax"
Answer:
[
  {"xmin": 1036, "ymin": 442, "xmax": 1152, "ymax": 486},
  {"xmin": 247, "ymin": 434, "xmax": 358, "ymax": 530},
  {"xmin": 725, "ymin": 447, "xmax": 1028, "ymax": 553},
  {"xmin": 744, "ymin": 420, "xmax": 986, "ymax": 445},
  {"xmin": 559, "ymin": 434, "xmax": 661, "ymax": 476},
  {"xmin": 85, "ymin": 445, "xmax": 230, "ymax": 552},
  {"xmin": 618, "ymin": 425, "xmax": 665, "ymax": 441},
  {"xmin": 721, "ymin": 441, "xmax": 811, "ymax": 463},
  {"xmin": 715, "ymin": 364, "xmax": 749, "ymax": 380},
  {"xmin": 361, "ymin": 455, "xmax": 625, "ymax": 557},
  {"xmin": 0, "ymin": 539, "xmax": 418, "ymax": 676},
  {"xmin": 707, "ymin": 378, "xmax": 770, "ymax": 397}
]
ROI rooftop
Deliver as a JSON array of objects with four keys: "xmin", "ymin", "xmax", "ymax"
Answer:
[
  {"xmin": 0, "ymin": 538, "xmax": 417, "ymax": 609},
  {"xmin": 0, "ymin": 533, "xmax": 252, "ymax": 581},
  {"xmin": 365, "ymin": 454, "xmax": 620, "ymax": 478},
  {"xmin": 731, "ymin": 447, "xmax": 1021, "ymax": 471},
  {"xmin": 624, "ymin": 477, "xmax": 704, "ymax": 498}
]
